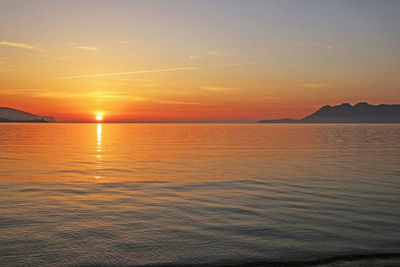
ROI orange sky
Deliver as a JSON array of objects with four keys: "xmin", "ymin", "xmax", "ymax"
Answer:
[{"xmin": 1, "ymin": 1, "xmax": 399, "ymax": 122}]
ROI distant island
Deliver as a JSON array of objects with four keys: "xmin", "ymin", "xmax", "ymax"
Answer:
[
  {"xmin": 0, "ymin": 107, "xmax": 56, "ymax": 123},
  {"xmin": 259, "ymin": 102, "xmax": 400, "ymax": 123}
]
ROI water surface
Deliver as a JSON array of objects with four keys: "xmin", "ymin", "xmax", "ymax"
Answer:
[{"xmin": 0, "ymin": 123, "xmax": 399, "ymax": 266}]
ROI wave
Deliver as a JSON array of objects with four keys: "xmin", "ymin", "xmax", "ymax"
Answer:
[{"xmin": 77, "ymin": 253, "xmax": 400, "ymax": 267}]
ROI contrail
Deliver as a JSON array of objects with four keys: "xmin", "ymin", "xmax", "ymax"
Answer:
[{"xmin": 55, "ymin": 63, "xmax": 259, "ymax": 79}]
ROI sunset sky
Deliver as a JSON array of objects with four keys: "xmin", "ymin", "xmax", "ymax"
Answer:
[{"xmin": 1, "ymin": 0, "xmax": 399, "ymax": 122}]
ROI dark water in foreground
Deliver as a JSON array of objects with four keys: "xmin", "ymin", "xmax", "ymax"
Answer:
[{"xmin": 0, "ymin": 123, "xmax": 399, "ymax": 266}]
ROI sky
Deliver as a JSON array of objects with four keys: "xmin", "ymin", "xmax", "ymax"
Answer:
[{"xmin": 0, "ymin": 0, "xmax": 399, "ymax": 122}]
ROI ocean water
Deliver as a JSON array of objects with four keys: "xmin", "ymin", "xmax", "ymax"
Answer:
[{"xmin": 0, "ymin": 123, "xmax": 399, "ymax": 266}]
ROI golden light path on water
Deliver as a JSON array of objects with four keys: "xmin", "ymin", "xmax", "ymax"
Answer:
[{"xmin": 95, "ymin": 123, "xmax": 102, "ymax": 179}]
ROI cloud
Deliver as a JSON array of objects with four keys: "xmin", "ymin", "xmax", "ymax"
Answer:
[
  {"xmin": 0, "ymin": 88, "xmax": 42, "ymax": 92},
  {"xmin": 152, "ymin": 99, "xmax": 211, "ymax": 106},
  {"xmin": 0, "ymin": 88, "xmax": 55, "ymax": 97},
  {"xmin": 0, "ymin": 88, "xmax": 134, "ymax": 99},
  {"xmin": 55, "ymin": 62, "xmax": 259, "ymax": 79},
  {"xmin": 189, "ymin": 50, "xmax": 228, "ymax": 59},
  {"xmin": 117, "ymin": 96, "xmax": 211, "ymax": 106},
  {"xmin": 299, "ymin": 83, "xmax": 332, "ymax": 89},
  {"xmin": 200, "ymin": 86, "xmax": 239, "ymax": 92},
  {"xmin": 290, "ymin": 41, "xmax": 339, "ymax": 52},
  {"xmin": 0, "ymin": 41, "xmax": 43, "ymax": 51},
  {"xmin": 56, "ymin": 67, "xmax": 197, "ymax": 79},
  {"xmin": 119, "ymin": 41, "xmax": 131, "ymax": 45},
  {"xmin": 0, "ymin": 88, "xmax": 211, "ymax": 106},
  {"xmin": 74, "ymin": 46, "xmax": 98, "ymax": 51}
]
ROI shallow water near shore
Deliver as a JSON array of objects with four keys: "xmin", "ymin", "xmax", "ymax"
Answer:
[{"xmin": 0, "ymin": 123, "xmax": 399, "ymax": 266}]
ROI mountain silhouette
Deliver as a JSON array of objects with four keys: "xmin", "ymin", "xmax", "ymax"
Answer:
[
  {"xmin": 0, "ymin": 107, "xmax": 56, "ymax": 123},
  {"xmin": 259, "ymin": 102, "xmax": 400, "ymax": 123}
]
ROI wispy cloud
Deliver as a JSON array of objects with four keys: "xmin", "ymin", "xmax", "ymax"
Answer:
[
  {"xmin": 0, "ymin": 41, "xmax": 43, "ymax": 51},
  {"xmin": 200, "ymin": 86, "xmax": 239, "ymax": 92},
  {"xmin": 57, "ymin": 67, "xmax": 197, "ymax": 79},
  {"xmin": 290, "ymin": 41, "xmax": 339, "ymax": 52},
  {"xmin": 0, "ymin": 87, "xmax": 213, "ymax": 106},
  {"xmin": 0, "ymin": 88, "xmax": 133, "ymax": 99},
  {"xmin": 115, "ymin": 96, "xmax": 211, "ymax": 106},
  {"xmin": 189, "ymin": 50, "xmax": 228, "ymax": 59},
  {"xmin": 299, "ymin": 83, "xmax": 333, "ymax": 89},
  {"xmin": 152, "ymin": 99, "xmax": 211, "ymax": 106},
  {"xmin": 55, "ymin": 63, "xmax": 259, "ymax": 79},
  {"xmin": 0, "ymin": 88, "xmax": 53, "ymax": 96},
  {"xmin": 74, "ymin": 46, "xmax": 98, "ymax": 51},
  {"xmin": 119, "ymin": 41, "xmax": 132, "ymax": 45}
]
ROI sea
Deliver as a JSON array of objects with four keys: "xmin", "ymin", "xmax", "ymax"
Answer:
[{"xmin": 0, "ymin": 123, "xmax": 399, "ymax": 266}]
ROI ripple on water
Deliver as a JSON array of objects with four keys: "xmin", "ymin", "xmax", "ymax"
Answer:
[{"xmin": 0, "ymin": 124, "xmax": 400, "ymax": 266}]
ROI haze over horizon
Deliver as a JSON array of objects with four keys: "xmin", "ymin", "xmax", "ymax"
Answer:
[{"xmin": 1, "ymin": 0, "xmax": 399, "ymax": 122}]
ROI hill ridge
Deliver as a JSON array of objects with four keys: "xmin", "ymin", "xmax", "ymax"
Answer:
[{"xmin": 259, "ymin": 102, "xmax": 400, "ymax": 123}]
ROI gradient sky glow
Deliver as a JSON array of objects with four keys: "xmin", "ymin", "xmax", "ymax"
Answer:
[{"xmin": 1, "ymin": 0, "xmax": 399, "ymax": 122}]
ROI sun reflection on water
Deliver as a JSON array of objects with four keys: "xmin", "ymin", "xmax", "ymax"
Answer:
[{"xmin": 95, "ymin": 123, "xmax": 102, "ymax": 179}]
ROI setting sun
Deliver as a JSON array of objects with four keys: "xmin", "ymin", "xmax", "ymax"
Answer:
[{"xmin": 96, "ymin": 115, "xmax": 103, "ymax": 121}]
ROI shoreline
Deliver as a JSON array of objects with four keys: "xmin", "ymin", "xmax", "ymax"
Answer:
[{"xmin": 134, "ymin": 253, "xmax": 400, "ymax": 267}]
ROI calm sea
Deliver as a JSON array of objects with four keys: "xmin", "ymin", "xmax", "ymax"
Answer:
[{"xmin": 0, "ymin": 123, "xmax": 399, "ymax": 266}]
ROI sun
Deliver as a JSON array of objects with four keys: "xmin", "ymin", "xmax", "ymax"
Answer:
[{"xmin": 96, "ymin": 115, "xmax": 103, "ymax": 121}]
